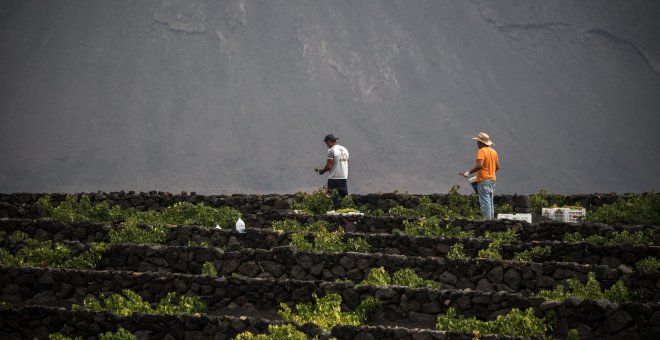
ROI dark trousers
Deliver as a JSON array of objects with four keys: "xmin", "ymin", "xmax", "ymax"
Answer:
[{"xmin": 327, "ymin": 179, "xmax": 348, "ymax": 209}]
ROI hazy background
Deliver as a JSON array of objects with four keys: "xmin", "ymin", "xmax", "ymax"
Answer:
[{"xmin": 1, "ymin": 0, "xmax": 659, "ymax": 195}]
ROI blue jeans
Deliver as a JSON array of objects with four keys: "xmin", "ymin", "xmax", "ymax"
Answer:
[
  {"xmin": 478, "ymin": 180, "xmax": 496, "ymax": 219},
  {"xmin": 470, "ymin": 181, "xmax": 479, "ymax": 194}
]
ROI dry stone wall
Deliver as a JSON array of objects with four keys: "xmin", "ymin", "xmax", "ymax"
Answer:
[
  {"xmin": 89, "ymin": 244, "xmax": 658, "ymax": 299},
  {"xmin": 1, "ymin": 266, "xmax": 657, "ymax": 339},
  {"xmin": 0, "ymin": 304, "xmax": 519, "ymax": 340},
  {"xmin": 1, "ymin": 219, "xmax": 656, "ymax": 270},
  {"xmin": 0, "ymin": 305, "xmax": 311, "ymax": 340},
  {"xmin": 0, "ymin": 191, "xmax": 631, "ymax": 221},
  {"xmin": 1, "ymin": 190, "xmax": 659, "ymax": 338}
]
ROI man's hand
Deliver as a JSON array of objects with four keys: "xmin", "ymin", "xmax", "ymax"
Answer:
[{"xmin": 459, "ymin": 171, "xmax": 470, "ymax": 178}]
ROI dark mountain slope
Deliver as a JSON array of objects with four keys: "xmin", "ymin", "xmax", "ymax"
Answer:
[{"xmin": 1, "ymin": 0, "xmax": 659, "ymax": 194}]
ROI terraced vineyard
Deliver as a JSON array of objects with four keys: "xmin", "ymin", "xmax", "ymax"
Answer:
[{"xmin": 0, "ymin": 191, "xmax": 658, "ymax": 339}]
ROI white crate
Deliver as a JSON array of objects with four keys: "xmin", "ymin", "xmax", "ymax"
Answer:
[
  {"xmin": 541, "ymin": 207, "xmax": 586, "ymax": 223},
  {"xmin": 497, "ymin": 213, "xmax": 532, "ymax": 223}
]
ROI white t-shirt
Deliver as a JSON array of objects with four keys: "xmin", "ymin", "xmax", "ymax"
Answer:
[{"xmin": 327, "ymin": 144, "xmax": 349, "ymax": 179}]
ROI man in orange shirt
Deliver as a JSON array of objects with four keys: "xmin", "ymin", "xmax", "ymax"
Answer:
[{"xmin": 459, "ymin": 132, "xmax": 500, "ymax": 219}]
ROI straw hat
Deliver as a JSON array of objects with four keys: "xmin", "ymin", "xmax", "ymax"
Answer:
[{"xmin": 472, "ymin": 132, "xmax": 493, "ymax": 145}]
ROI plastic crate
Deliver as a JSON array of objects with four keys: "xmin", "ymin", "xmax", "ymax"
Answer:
[
  {"xmin": 541, "ymin": 207, "xmax": 586, "ymax": 223},
  {"xmin": 497, "ymin": 213, "xmax": 532, "ymax": 223}
]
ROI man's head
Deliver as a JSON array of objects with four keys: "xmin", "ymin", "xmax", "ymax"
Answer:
[
  {"xmin": 324, "ymin": 134, "xmax": 338, "ymax": 147},
  {"xmin": 472, "ymin": 132, "xmax": 493, "ymax": 147}
]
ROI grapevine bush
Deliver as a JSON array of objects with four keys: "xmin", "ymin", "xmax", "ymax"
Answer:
[
  {"xmin": 72, "ymin": 289, "xmax": 206, "ymax": 316},
  {"xmin": 436, "ymin": 307, "xmax": 551, "ymax": 338},
  {"xmin": 278, "ymin": 293, "xmax": 381, "ymax": 331}
]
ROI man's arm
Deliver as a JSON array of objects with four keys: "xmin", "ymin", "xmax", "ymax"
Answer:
[
  {"xmin": 468, "ymin": 159, "xmax": 484, "ymax": 175},
  {"xmin": 459, "ymin": 159, "xmax": 483, "ymax": 177},
  {"xmin": 318, "ymin": 158, "xmax": 333, "ymax": 175}
]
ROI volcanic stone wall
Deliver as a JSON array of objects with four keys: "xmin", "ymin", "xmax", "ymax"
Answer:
[
  {"xmin": 0, "ymin": 191, "xmax": 632, "ymax": 221},
  {"xmin": 2, "ymin": 267, "xmax": 657, "ymax": 339},
  {"xmin": 1, "ymin": 219, "xmax": 656, "ymax": 269},
  {"xmin": 0, "ymin": 304, "xmax": 517, "ymax": 340},
  {"xmin": 0, "ymin": 305, "xmax": 310, "ymax": 340},
  {"xmin": 1, "ymin": 190, "xmax": 658, "ymax": 338},
  {"xmin": 89, "ymin": 245, "xmax": 658, "ymax": 300}
]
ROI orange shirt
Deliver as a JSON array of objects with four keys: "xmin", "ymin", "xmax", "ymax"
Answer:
[{"xmin": 476, "ymin": 147, "xmax": 498, "ymax": 182}]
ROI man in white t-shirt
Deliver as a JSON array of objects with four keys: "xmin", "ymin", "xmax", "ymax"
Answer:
[{"xmin": 316, "ymin": 134, "xmax": 349, "ymax": 209}]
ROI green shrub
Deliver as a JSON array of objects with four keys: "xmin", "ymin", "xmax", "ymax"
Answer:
[
  {"xmin": 272, "ymin": 219, "xmax": 331, "ymax": 233},
  {"xmin": 345, "ymin": 237, "xmax": 371, "ymax": 252},
  {"xmin": 155, "ymin": 292, "xmax": 207, "ymax": 315},
  {"xmin": 361, "ymin": 206, "xmax": 384, "ymax": 217},
  {"xmin": 289, "ymin": 226, "xmax": 369, "ymax": 254},
  {"xmin": 340, "ymin": 195, "xmax": 356, "ymax": 209},
  {"xmin": 357, "ymin": 267, "xmax": 392, "ymax": 286},
  {"xmin": 567, "ymin": 328, "xmax": 580, "ymax": 340},
  {"xmin": 0, "ymin": 249, "xmax": 19, "ymax": 267},
  {"xmin": 447, "ymin": 243, "xmax": 467, "ymax": 260},
  {"xmin": 413, "ymin": 196, "xmax": 450, "ymax": 217},
  {"xmin": 563, "ymin": 230, "xmax": 656, "ymax": 246},
  {"xmin": 39, "ymin": 195, "xmax": 123, "ymax": 224},
  {"xmin": 446, "ymin": 185, "xmax": 481, "ymax": 219},
  {"xmin": 187, "ymin": 240, "xmax": 209, "ymax": 247},
  {"xmin": 477, "ymin": 243, "xmax": 502, "ymax": 260},
  {"xmin": 635, "ymin": 257, "xmax": 660, "ymax": 273},
  {"xmin": 202, "ymin": 261, "xmax": 218, "ymax": 277},
  {"xmin": 609, "ymin": 229, "xmax": 656, "ymax": 246},
  {"xmin": 271, "ymin": 219, "xmax": 304, "ymax": 232},
  {"xmin": 99, "ymin": 328, "xmax": 137, "ymax": 340},
  {"xmin": 72, "ymin": 290, "xmax": 206, "ymax": 316},
  {"xmin": 609, "ymin": 229, "xmax": 658, "ymax": 246},
  {"xmin": 531, "ymin": 190, "xmax": 549, "ymax": 216},
  {"xmin": 392, "ymin": 268, "xmax": 441, "ymax": 289},
  {"xmin": 512, "ymin": 246, "xmax": 551, "ymax": 262},
  {"xmin": 39, "ymin": 194, "xmax": 242, "ymax": 230},
  {"xmin": 531, "ymin": 190, "xmax": 571, "ymax": 215},
  {"xmin": 62, "ymin": 243, "xmax": 108, "ymax": 270},
  {"xmin": 8, "ymin": 230, "xmax": 27, "ymax": 242},
  {"xmin": 333, "ymin": 208, "xmax": 360, "ymax": 214},
  {"xmin": 235, "ymin": 324, "xmax": 313, "ymax": 340},
  {"xmin": 358, "ymin": 267, "xmax": 441, "ymax": 289},
  {"xmin": 0, "ymin": 232, "xmax": 107, "ymax": 270},
  {"xmin": 497, "ymin": 204, "xmax": 514, "ymax": 214},
  {"xmin": 48, "ymin": 333, "xmax": 81, "ymax": 340},
  {"xmin": 482, "ymin": 228, "xmax": 518, "ymax": 244},
  {"xmin": 400, "ymin": 217, "xmax": 474, "ymax": 239},
  {"xmin": 161, "ymin": 202, "xmax": 241, "ymax": 229},
  {"xmin": 584, "ymin": 193, "xmax": 660, "ymax": 225},
  {"xmin": 436, "ymin": 307, "xmax": 550, "ymax": 338},
  {"xmin": 109, "ymin": 224, "xmax": 167, "ymax": 245},
  {"xmin": 475, "ymin": 227, "xmax": 515, "ymax": 261},
  {"xmin": 388, "ymin": 205, "xmax": 418, "ymax": 216},
  {"xmin": 290, "ymin": 232, "xmax": 314, "ymax": 252},
  {"xmin": 307, "ymin": 220, "xmax": 331, "ymax": 232},
  {"xmin": 312, "ymin": 227, "xmax": 346, "ymax": 253},
  {"xmin": 293, "ymin": 189, "xmax": 334, "ymax": 215},
  {"xmin": 278, "ymin": 293, "xmax": 380, "ymax": 331},
  {"xmin": 535, "ymin": 272, "xmax": 632, "ymax": 303},
  {"xmin": 49, "ymin": 329, "xmax": 132, "ymax": 340},
  {"xmin": 562, "ymin": 232, "xmax": 583, "ymax": 243},
  {"xmin": 388, "ymin": 188, "xmax": 480, "ymax": 219}
]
